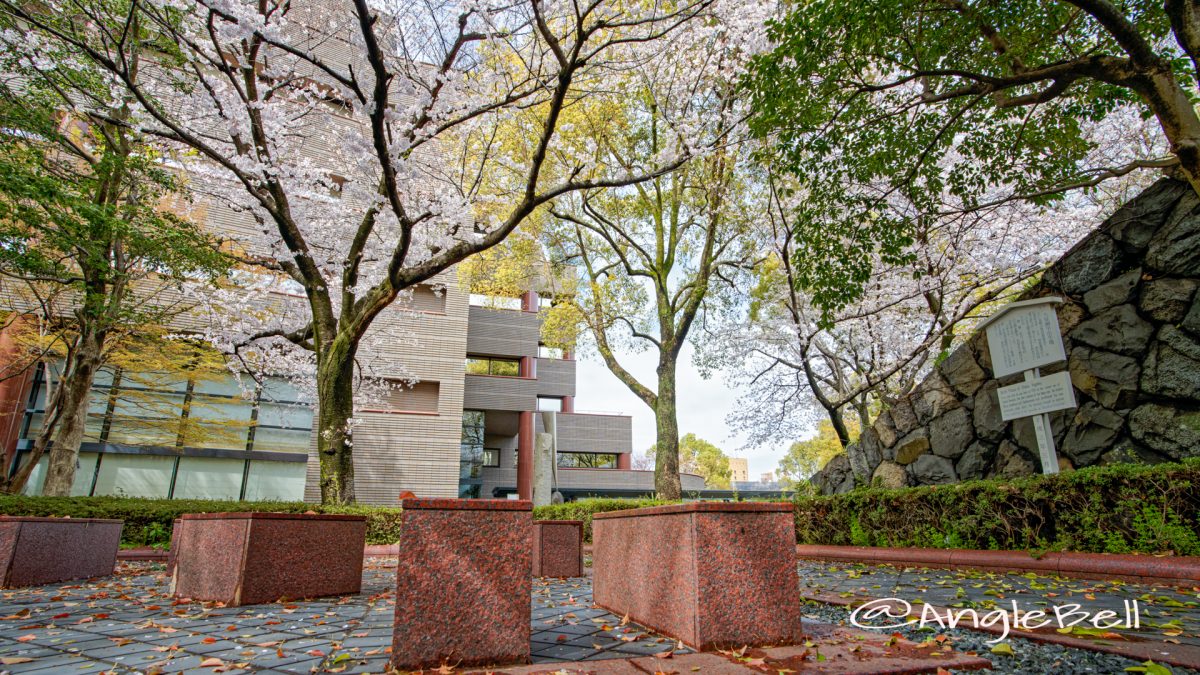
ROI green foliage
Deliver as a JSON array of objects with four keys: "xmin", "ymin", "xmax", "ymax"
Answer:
[
  {"xmin": 533, "ymin": 498, "xmax": 669, "ymax": 542},
  {"xmin": 0, "ymin": 496, "xmax": 404, "ymax": 548},
  {"xmin": 743, "ymin": 0, "xmax": 1191, "ymax": 320},
  {"xmin": 778, "ymin": 420, "xmax": 858, "ymax": 487},
  {"xmin": 794, "ymin": 460, "xmax": 1200, "ymax": 555},
  {"xmin": 679, "ymin": 434, "xmax": 733, "ymax": 489}
]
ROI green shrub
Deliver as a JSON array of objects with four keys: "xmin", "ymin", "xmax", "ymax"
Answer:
[
  {"xmin": 533, "ymin": 498, "xmax": 669, "ymax": 542},
  {"xmin": 793, "ymin": 460, "xmax": 1200, "ymax": 555},
  {"xmin": 0, "ymin": 496, "xmax": 404, "ymax": 548}
]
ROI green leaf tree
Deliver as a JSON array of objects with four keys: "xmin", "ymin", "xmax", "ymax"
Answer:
[
  {"xmin": 777, "ymin": 419, "xmax": 859, "ymax": 489},
  {"xmin": 745, "ymin": 0, "xmax": 1196, "ymax": 315},
  {"xmin": 0, "ymin": 8, "xmax": 229, "ymax": 495}
]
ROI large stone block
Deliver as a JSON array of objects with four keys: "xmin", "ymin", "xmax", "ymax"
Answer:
[
  {"xmin": 0, "ymin": 517, "xmax": 122, "ymax": 588},
  {"xmin": 893, "ymin": 430, "xmax": 930, "ymax": 465},
  {"xmin": 929, "ymin": 407, "xmax": 973, "ymax": 460},
  {"xmin": 1141, "ymin": 325, "xmax": 1200, "ymax": 399},
  {"xmin": 1104, "ymin": 178, "xmax": 1189, "ymax": 251},
  {"xmin": 1082, "ymin": 268, "xmax": 1141, "ymax": 314},
  {"xmin": 592, "ymin": 503, "xmax": 803, "ymax": 651},
  {"xmin": 908, "ymin": 454, "xmax": 957, "ymax": 485},
  {"xmin": 1062, "ymin": 402, "xmax": 1125, "ymax": 466},
  {"xmin": 1069, "ymin": 346, "xmax": 1141, "ymax": 409},
  {"xmin": 1146, "ymin": 190, "xmax": 1200, "ymax": 274},
  {"xmin": 171, "ymin": 512, "xmax": 365, "ymax": 606},
  {"xmin": 392, "ymin": 499, "xmax": 532, "ymax": 671},
  {"xmin": 955, "ymin": 442, "xmax": 996, "ymax": 481},
  {"xmin": 1140, "ymin": 277, "xmax": 1197, "ymax": 322},
  {"xmin": 940, "ymin": 349, "xmax": 986, "ymax": 397},
  {"xmin": 1070, "ymin": 304, "xmax": 1154, "ymax": 356},
  {"xmin": 1129, "ymin": 403, "xmax": 1200, "ymax": 460},
  {"xmin": 533, "ymin": 520, "xmax": 583, "ymax": 578},
  {"xmin": 1053, "ymin": 232, "xmax": 1118, "ymax": 295}
]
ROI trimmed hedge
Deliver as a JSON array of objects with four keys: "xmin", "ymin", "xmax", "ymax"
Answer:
[
  {"xmin": 0, "ymin": 496, "xmax": 404, "ymax": 548},
  {"xmin": 793, "ymin": 460, "xmax": 1200, "ymax": 555},
  {"xmin": 533, "ymin": 498, "xmax": 668, "ymax": 542}
]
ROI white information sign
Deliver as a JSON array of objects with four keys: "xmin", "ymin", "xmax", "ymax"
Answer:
[
  {"xmin": 996, "ymin": 371, "xmax": 1077, "ymax": 421},
  {"xmin": 984, "ymin": 300, "xmax": 1067, "ymax": 378}
]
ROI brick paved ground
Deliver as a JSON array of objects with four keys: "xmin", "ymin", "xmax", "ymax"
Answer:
[{"xmin": 0, "ymin": 559, "xmax": 686, "ymax": 674}]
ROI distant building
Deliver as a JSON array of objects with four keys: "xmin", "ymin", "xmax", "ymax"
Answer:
[
  {"xmin": 734, "ymin": 471, "xmax": 783, "ymax": 493},
  {"xmin": 729, "ymin": 457, "xmax": 749, "ymax": 483}
]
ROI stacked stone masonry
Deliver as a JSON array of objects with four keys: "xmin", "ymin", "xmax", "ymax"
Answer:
[{"xmin": 814, "ymin": 178, "xmax": 1200, "ymax": 494}]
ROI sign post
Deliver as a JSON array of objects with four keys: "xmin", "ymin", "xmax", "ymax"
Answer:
[{"xmin": 978, "ymin": 297, "xmax": 1076, "ymax": 475}]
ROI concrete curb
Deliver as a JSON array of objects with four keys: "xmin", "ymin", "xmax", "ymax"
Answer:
[{"xmin": 796, "ymin": 545, "xmax": 1200, "ymax": 586}]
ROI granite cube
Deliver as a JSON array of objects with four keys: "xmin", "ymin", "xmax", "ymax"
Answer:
[
  {"xmin": 592, "ymin": 502, "xmax": 803, "ymax": 650},
  {"xmin": 171, "ymin": 512, "xmax": 366, "ymax": 606},
  {"xmin": 533, "ymin": 520, "xmax": 583, "ymax": 578},
  {"xmin": 0, "ymin": 516, "xmax": 123, "ymax": 587},
  {"xmin": 392, "ymin": 498, "xmax": 532, "ymax": 671}
]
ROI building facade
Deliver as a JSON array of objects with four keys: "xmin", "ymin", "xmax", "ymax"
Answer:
[
  {"xmin": 2, "ymin": 284, "xmax": 705, "ymax": 503},
  {"xmin": 728, "ymin": 457, "xmax": 749, "ymax": 483}
]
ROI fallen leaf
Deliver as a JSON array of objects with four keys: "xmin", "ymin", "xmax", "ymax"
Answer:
[
  {"xmin": 15, "ymin": 634, "xmax": 36, "ymax": 642},
  {"xmin": 0, "ymin": 657, "xmax": 35, "ymax": 665},
  {"xmin": 199, "ymin": 657, "xmax": 224, "ymax": 668},
  {"xmin": 990, "ymin": 643, "xmax": 1015, "ymax": 656}
]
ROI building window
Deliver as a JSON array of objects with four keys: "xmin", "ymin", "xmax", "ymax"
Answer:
[
  {"xmin": 465, "ymin": 356, "xmax": 521, "ymax": 377},
  {"xmin": 459, "ymin": 410, "xmax": 485, "ymax": 498},
  {"xmin": 16, "ymin": 364, "xmax": 312, "ymax": 499},
  {"xmin": 538, "ymin": 344, "xmax": 564, "ymax": 359},
  {"xmin": 469, "ymin": 293, "xmax": 522, "ymax": 310},
  {"xmin": 483, "ymin": 448, "xmax": 500, "ymax": 467},
  {"xmin": 537, "ymin": 396, "xmax": 563, "ymax": 412},
  {"xmin": 557, "ymin": 452, "xmax": 617, "ymax": 469}
]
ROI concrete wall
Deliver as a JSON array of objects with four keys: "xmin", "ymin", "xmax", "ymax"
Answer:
[{"xmin": 814, "ymin": 178, "xmax": 1200, "ymax": 494}]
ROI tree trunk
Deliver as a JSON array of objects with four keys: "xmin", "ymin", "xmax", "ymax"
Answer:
[
  {"xmin": 41, "ymin": 329, "xmax": 105, "ymax": 496},
  {"xmin": 825, "ymin": 405, "xmax": 853, "ymax": 449},
  {"xmin": 315, "ymin": 335, "xmax": 357, "ymax": 504},
  {"xmin": 653, "ymin": 364, "xmax": 682, "ymax": 500}
]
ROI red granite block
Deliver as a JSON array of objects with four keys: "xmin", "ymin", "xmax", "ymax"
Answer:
[
  {"xmin": 0, "ymin": 516, "xmax": 123, "ymax": 587},
  {"xmin": 592, "ymin": 502, "xmax": 803, "ymax": 651},
  {"xmin": 533, "ymin": 520, "xmax": 583, "ymax": 578},
  {"xmin": 171, "ymin": 512, "xmax": 366, "ymax": 606},
  {"xmin": 392, "ymin": 498, "xmax": 533, "ymax": 671}
]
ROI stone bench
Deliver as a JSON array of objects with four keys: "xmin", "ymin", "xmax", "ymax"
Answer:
[
  {"xmin": 0, "ymin": 516, "xmax": 123, "ymax": 588},
  {"xmin": 392, "ymin": 498, "xmax": 532, "ymax": 671},
  {"xmin": 171, "ymin": 512, "xmax": 366, "ymax": 606},
  {"xmin": 592, "ymin": 502, "xmax": 803, "ymax": 650},
  {"xmin": 533, "ymin": 520, "xmax": 583, "ymax": 578}
]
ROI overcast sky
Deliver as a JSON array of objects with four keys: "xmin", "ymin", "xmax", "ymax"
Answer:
[{"xmin": 570, "ymin": 344, "xmax": 795, "ymax": 479}]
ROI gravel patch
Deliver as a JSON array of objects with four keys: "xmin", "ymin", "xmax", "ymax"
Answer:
[{"xmin": 802, "ymin": 599, "xmax": 1198, "ymax": 674}]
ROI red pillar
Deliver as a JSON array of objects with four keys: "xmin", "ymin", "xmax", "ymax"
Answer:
[
  {"xmin": 561, "ymin": 396, "xmax": 574, "ymax": 413},
  {"xmin": 517, "ymin": 411, "xmax": 533, "ymax": 500},
  {"xmin": 519, "ymin": 356, "xmax": 535, "ymax": 379},
  {"xmin": 520, "ymin": 290, "xmax": 539, "ymax": 313},
  {"xmin": 616, "ymin": 453, "xmax": 631, "ymax": 470}
]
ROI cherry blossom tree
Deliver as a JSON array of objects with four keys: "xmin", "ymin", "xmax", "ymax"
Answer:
[
  {"xmin": 721, "ymin": 108, "xmax": 1163, "ymax": 450},
  {"xmin": 2, "ymin": 0, "xmax": 710, "ymax": 503}
]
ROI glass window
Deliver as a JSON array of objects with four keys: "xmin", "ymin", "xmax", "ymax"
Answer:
[
  {"xmin": 483, "ymin": 448, "xmax": 500, "ymax": 467},
  {"xmin": 459, "ymin": 411, "xmax": 485, "ymax": 494},
  {"xmin": 537, "ymin": 397, "xmax": 563, "ymax": 412},
  {"xmin": 252, "ymin": 426, "xmax": 312, "ymax": 454},
  {"xmin": 244, "ymin": 460, "xmax": 307, "ymax": 501},
  {"xmin": 557, "ymin": 452, "xmax": 617, "ymax": 469},
  {"xmin": 92, "ymin": 454, "xmax": 175, "ymax": 498},
  {"xmin": 172, "ymin": 457, "xmax": 244, "ymax": 500},
  {"xmin": 538, "ymin": 345, "xmax": 564, "ymax": 359},
  {"xmin": 21, "ymin": 454, "xmax": 97, "ymax": 496},
  {"xmin": 466, "ymin": 357, "xmax": 521, "ymax": 377}
]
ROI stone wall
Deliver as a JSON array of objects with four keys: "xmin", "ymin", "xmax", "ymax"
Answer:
[{"xmin": 813, "ymin": 178, "xmax": 1200, "ymax": 495}]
